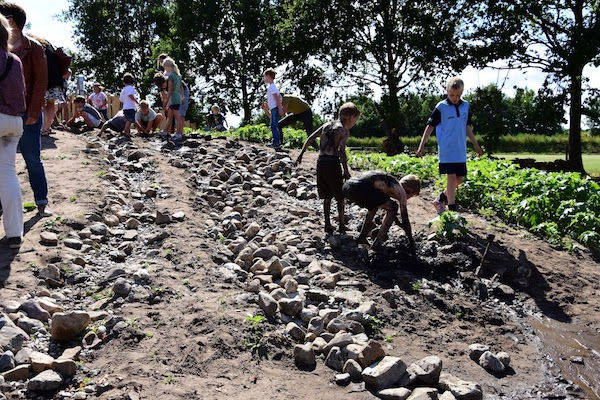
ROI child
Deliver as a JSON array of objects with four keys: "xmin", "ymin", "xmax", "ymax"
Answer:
[
  {"xmin": 295, "ymin": 102, "xmax": 361, "ymax": 234},
  {"xmin": 66, "ymin": 95, "xmax": 102, "ymax": 133},
  {"xmin": 417, "ymin": 76, "xmax": 483, "ymax": 214},
  {"xmin": 88, "ymin": 82, "xmax": 108, "ymax": 120},
  {"xmin": 119, "ymin": 73, "xmax": 138, "ymax": 137},
  {"xmin": 207, "ymin": 105, "xmax": 228, "ymax": 131},
  {"xmin": 263, "ymin": 68, "xmax": 283, "ymax": 149},
  {"xmin": 162, "ymin": 57, "xmax": 184, "ymax": 142},
  {"xmin": 135, "ymin": 100, "xmax": 164, "ymax": 136}
]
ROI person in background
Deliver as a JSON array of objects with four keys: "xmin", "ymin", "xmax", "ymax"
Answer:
[
  {"xmin": 0, "ymin": 14, "xmax": 25, "ymax": 248},
  {"xmin": 262, "ymin": 67, "xmax": 283, "ymax": 149},
  {"xmin": 135, "ymin": 100, "xmax": 163, "ymax": 137},
  {"xmin": 66, "ymin": 95, "xmax": 102, "ymax": 133},
  {"xmin": 161, "ymin": 57, "xmax": 184, "ymax": 142},
  {"xmin": 206, "ymin": 104, "xmax": 228, "ymax": 131},
  {"xmin": 153, "ymin": 72, "xmax": 189, "ymax": 135},
  {"xmin": 119, "ymin": 72, "xmax": 138, "ymax": 137},
  {"xmin": 0, "ymin": 2, "xmax": 52, "ymax": 217},
  {"xmin": 36, "ymin": 37, "xmax": 65, "ymax": 136},
  {"xmin": 88, "ymin": 82, "xmax": 108, "ymax": 120},
  {"xmin": 263, "ymin": 93, "xmax": 313, "ymax": 144}
]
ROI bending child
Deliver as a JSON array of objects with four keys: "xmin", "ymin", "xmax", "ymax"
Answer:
[{"xmin": 296, "ymin": 102, "xmax": 360, "ymax": 234}]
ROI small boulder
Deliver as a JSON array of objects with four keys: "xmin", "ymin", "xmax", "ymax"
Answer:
[
  {"xmin": 378, "ymin": 388, "xmax": 412, "ymax": 400},
  {"xmin": 479, "ymin": 351, "xmax": 504, "ymax": 373},
  {"xmin": 357, "ymin": 339, "xmax": 385, "ymax": 368},
  {"xmin": 27, "ymin": 369, "xmax": 63, "ymax": 392},
  {"xmin": 50, "ymin": 311, "xmax": 91, "ymax": 342},
  {"xmin": 293, "ymin": 343, "xmax": 316, "ymax": 369},
  {"xmin": 362, "ymin": 356, "xmax": 407, "ymax": 391},
  {"xmin": 40, "ymin": 232, "xmax": 58, "ymax": 246},
  {"xmin": 496, "ymin": 351, "xmax": 510, "ymax": 367},
  {"xmin": 406, "ymin": 355, "xmax": 442, "ymax": 385},
  {"xmin": 258, "ymin": 292, "xmax": 277, "ymax": 318},
  {"xmin": 343, "ymin": 359, "xmax": 363, "ymax": 382},
  {"xmin": 324, "ymin": 346, "xmax": 345, "ymax": 371},
  {"xmin": 468, "ymin": 343, "xmax": 489, "ymax": 362}
]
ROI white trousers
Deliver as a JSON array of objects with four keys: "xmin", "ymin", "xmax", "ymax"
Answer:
[{"xmin": 0, "ymin": 113, "xmax": 23, "ymax": 238}]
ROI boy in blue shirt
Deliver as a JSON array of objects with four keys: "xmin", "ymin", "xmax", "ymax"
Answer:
[{"xmin": 417, "ymin": 77, "xmax": 483, "ymax": 214}]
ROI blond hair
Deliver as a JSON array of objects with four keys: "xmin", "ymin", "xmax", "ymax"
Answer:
[
  {"xmin": 140, "ymin": 100, "xmax": 150, "ymax": 108},
  {"xmin": 338, "ymin": 102, "xmax": 361, "ymax": 122},
  {"xmin": 162, "ymin": 57, "xmax": 180, "ymax": 75},
  {"xmin": 263, "ymin": 68, "xmax": 276, "ymax": 79},
  {"xmin": 211, "ymin": 104, "xmax": 220, "ymax": 112},
  {"xmin": 446, "ymin": 76, "xmax": 464, "ymax": 91},
  {"xmin": 400, "ymin": 174, "xmax": 421, "ymax": 197},
  {"xmin": 0, "ymin": 15, "xmax": 10, "ymax": 51}
]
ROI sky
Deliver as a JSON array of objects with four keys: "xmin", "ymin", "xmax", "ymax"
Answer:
[{"xmin": 14, "ymin": 0, "xmax": 600, "ymax": 126}]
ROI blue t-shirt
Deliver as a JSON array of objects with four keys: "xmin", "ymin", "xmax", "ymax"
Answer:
[{"xmin": 427, "ymin": 99, "xmax": 472, "ymax": 163}]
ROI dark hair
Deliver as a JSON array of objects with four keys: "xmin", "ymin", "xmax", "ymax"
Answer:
[
  {"xmin": 122, "ymin": 73, "xmax": 134, "ymax": 85},
  {"xmin": 0, "ymin": 2, "xmax": 26, "ymax": 30},
  {"xmin": 74, "ymin": 95, "xmax": 86, "ymax": 104},
  {"xmin": 263, "ymin": 68, "xmax": 276, "ymax": 79},
  {"xmin": 153, "ymin": 72, "xmax": 166, "ymax": 87},
  {"xmin": 338, "ymin": 102, "xmax": 361, "ymax": 122},
  {"xmin": 0, "ymin": 15, "xmax": 9, "ymax": 50}
]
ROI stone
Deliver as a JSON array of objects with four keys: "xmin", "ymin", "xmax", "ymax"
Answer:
[
  {"xmin": 39, "ymin": 265, "xmax": 61, "ymax": 282},
  {"xmin": 343, "ymin": 359, "xmax": 363, "ymax": 382},
  {"xmin": 27, "ymin": 369, "xmax": 63, "ymax": 392},
  {"xmin": 59, "ymin": 347, "xmax": 81, "ymax": 361},
  {"xmin": 0, "ymin": 314, "xmax": 29, "ymax": 352},
  {"xmin": 311, "ymin": 337, "xmax": 327, "ymax": 354},
  {"xmin": 325, "ymin": 346, "xmax": 345, "ymax": 371},
  {"xmin": 357, "ymin": 339, "xmax": 385, "ymax": 368},
  {"xmin": 113, "ymin": 278, "xmax": 131, "ymax": 297},
  {"xmin": 52, "ymin": 359, "xmax": 77, "ymax": 377},
  {"xmin": 323, "ymin": 332, "xmax": 353, "ymax": 355},
  {"xmin": 478, "ymin": 351, "xmax": 504, "ymax": 373},
  {"xmin": 36, "ymin": 298, "xmax": 63, "ymax": 315},
  {"xmin": 89, "ymin": 222, "xmax": 109, "ymax": 236},
  {"xmin": 14, "ymin": 348, "xmax": 32, "ymax": 364},
  {"xmin": 125, "ymin": 218, "xmax": 141, "ymax": 229},
  {"xmin": 123, "ymin": 230, "xmax": 138, "ymax": 241},
  {"xmin": 103, "ymin": 214, "xmax": 120, "ymax": 227},
  {"xmin": 2, "ymin": 300, "xmax": 20, "ymax": 314},
  {"xmin": 407, "ymin": 355, "xmax": 442, "ymax": 385},
  {"xmin": 258, "ymin": 292, "xmax": 278, "ymax": 318},
  {"xmin": 468, "ymin": 343, "xmax": 489, "ymax": 362},
  {"xmin": 1, "ymin": 364, "xmax": 29, "ymax": 381},
  {"xmin": 284, "ymin": 278, "xmax": 298, "ymax": 294},
  {"xmin": 496, "ymin": 351, "xmax": 510, "ymax": 367},
  {"xmin": 326, "ymin": 318, "xmax": 349, "ymax": 334},
  {"xmin": 285, "ymin": 322, "xmax": 306, "ymax": 342},
  {"xmin": 172, "ymin": 211, "xmax": 185, "ymax": 221},
  {"xmin": 335, "ymin": 373, "xmax": 351, "ymax": 386},
  {"xmin": 244, "ymin": 222, "xmax": 261, "ymax": 239},
  {"xmin": 278, "ymin": 298, "xmax": 303, "ymax": 317},
  {"xmin": 305, "ymin": 289, "xmax": 329, "ymax": 303},
  {"xmin": 345, "ymin": 343, "xmax": 365, "ymax": 361},
  {"xmin": 406, "ymin": 387, "xmax": 438, "ymax": 400},
  {"xmin": 30, "ymin": 351, "xmax": 54, "ymax": 373},
  {"xmin": 253, "ymin": 246, "xmax": 278, "ymax": 260},
  {"xmin": 50, "ymin": 311, "xmax": 91, "ymax": 342},
  {"xmin": 155, "ymin": 211, "xmax": 172, "ymax": 224},
  {"xmin": 307, "ymin": 317, "xmax": 324, "ymax": 336},
  {"xmin": 438, "ymin": 373, "xmax": 483, "ymax": 400},
  {"xmin": 378, "ymin": 388, "xmax": 412, "ymax": 400},
  {"xmin": 64, "ymin": 238, "xmax": 83, "ymax": 250},
  {"xmin": 0, "ymin": 352, "xmax": 15, "ymax": 372},
  {"xmin": 293, "ymin": 343, "xmax": 315, "ymax": 369},
  {"xmin": 40, "ymin": 231, "xmax": 58, "ymax": 246},
  {"xmin": 16, "ymin": 316, "xmax": 45, "ymax": 334},
  {"xmin": 362, "ymin": 356, "xmax": 407, "ymax": 391},
  {"xmin": 439, "ymin": 393, "xmax": 457, "ymax": 400}
]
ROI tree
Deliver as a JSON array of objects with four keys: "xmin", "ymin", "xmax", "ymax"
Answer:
[
  {"xmin": 468, "ymin": 0, "xmax": 600, "ymax": 172},
  {"xmin": 465, "ymin": 85, "xmax": 511, "ymax": 152},
  {"xmin": 286, "ymin": 0, "xmax": 467, "ymax": 154},
  {"xmin": 63, "ymin": 0, "xmax": 170, "ymax": 95}
]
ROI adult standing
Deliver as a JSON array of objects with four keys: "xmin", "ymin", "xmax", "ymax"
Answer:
[
  {"xmin": 263, "ymin": 94, "xmax": 313, "ymax": 135},
  {"xmin": 0, "ymin": 2, "xmax": 52, "ymax": 216},
  {"xmin": 0, "ymin": 14, "xmax": 25, "ymax": 248}
]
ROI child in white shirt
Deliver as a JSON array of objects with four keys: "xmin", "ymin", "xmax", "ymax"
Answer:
[{"xmin": 119, "ymin": 73, "xmax": 139, "ymax": 136}]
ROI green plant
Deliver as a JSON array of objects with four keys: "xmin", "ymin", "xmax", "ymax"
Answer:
[
  {"xmin": 163, "ymin": 374, "xmax": 174, "ymax": 385},
  {"xmin": 23, "ymin": 202, "xmax": 36, "ymax": 212},
  {"xmin": 96, "ymin": 170, "xmax": 107, "ymax": 177},
  {"xmin": 384, "ymin": 335, "xmax": 394, "ymax": 343},
  {"xmin": 244, "ymin": 315, "xmax": 266, "ymax": 352},
  {"xmin": 366, "ymin": 316, "xmax": 383, "ymax": 333},
  {"xmin": 411, "ymin": 280, "xmax": 423, "ymax": 292},
  {"xmin": 429, "ymin": 211, "xmax": 469, "ymax": 239},
  {"xmin": 69, "ymin": 195, "xmax": 78, "ymax": 202}
]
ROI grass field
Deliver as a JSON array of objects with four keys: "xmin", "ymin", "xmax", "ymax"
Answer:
[{"xmin": 496, "ymin": 153, "xmax": 600, "ymax": 177}]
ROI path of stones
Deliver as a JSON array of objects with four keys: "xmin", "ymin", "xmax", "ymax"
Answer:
[{"xmin": 1, "ymin": 128, "xmax": 597, "ymax": 399}]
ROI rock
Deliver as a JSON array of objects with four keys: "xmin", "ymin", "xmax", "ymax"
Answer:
[
  {"xmin": 307, "ymin": 317, "xmax": 324, "ymax": 336},
  {"xmin": 52, "ymin": 358, "xmax": 77, "ymax": 377},
  {"xmin": 406, "ymin": 387, "xmax": 438, "ymax": 400},
  {"xmin": 357, "ymin": 339, "xmax": 385, "ymax": 368},
  {"xmin": 123, "ymin": 230, "xmax": 138, "ymax": 241},
  {"xmin": 468, "ymin": 343, "xmax": 489, "ymax": 362},
  {"xmin": 326, "ymin": 318, "xmax": 349, "ymax": 334},
  {"xmin": 496, "ymin": 351, "xmax": 510, "ymax": 367},
  {"xmin": 103, "ymin": 214, "xmax": 120, "ymax": 227},
  {"xmin": 0, "ymin": 352, "xmax": 15, "ymax": 372},
  {"xmin": 438, "ymin": 373, "xmax": 483, "ymax": 400},
  {"xmin": 30, "ymin": 351, "xmax": 54, "ymax": 373},
  {"xmin": 343, "ymin": 359, "xmax": 363, "ymax": 382},
  {"xmin": 285, "ymin": 322, "xmax": 306, "ymax": 342},
  {"xmin": 293, "ymin": 343, "xmax": 315, "ymax": 369},
  {"xmin": 36, "ymin": 298, "xmax": 63, "ymax": 315},
  {"xmin": 439, "ymin": 392, "xmax": 457, "ymax": 400},
  {"xmin": 40, "ymin": 231, "xmax": 58, "ymax": 246},
  {"xmin": 113, "ymin": 278, "xmax": 131, "ymax": 297},
  {"xmin": 16, "ymin": 316, "xmax": 45, "ymax": 334},
  {"xmin": 323, "ymin": 332, "xmax": 353, "ymax": 355},
  {"xmin": 253, "ymin": 246, "xmax": 277, "ymax": 260},
  {"xmin": 278, "ymin": 298, "xmax": 303, "ymax": 317},
  {"xmin": 89, "ymin": 222, "xmax": 109, "ymax": 236},
  {"xmin": 155, "ymin": 211, "xmax": 172, "ymax": 224},
  {"xmin": 59, "ymin": 347, "xmax": 81, "ymax": 361},
  {"xmin": 305, "ymin": 289, "xmax": 329, "ymax": 303},
  {"xmin": 14, "ymin": 348, "xmax": 32, "ymax": 364},
  {"xmin": 406, "ymin": 355, "xmax": 442, "ymax": 385},
  {"xmin": 64, "ymin": 238, "xmax": 83, "ymax": 250},
  {"xmin": 362, "ymin": 356, "xmax": 407, "ymax": 391},
  {"xmin": 284, "ymin": 278, "xmax": 298, "ymax": 294},
  {"xmin": 0, "ymin": 314, "xmax": 30, "ymax": 352},
  {"xmin": 378, "ymin": 388, "xmax": 412, "ymax": 400},
  {"xmin": 244, "ymin": 222, "xmax": 261, "ymax": 239},
  {"xmin": 345, "ymin": 343, "xmax": 365, "ymax": 361},
  {"xmin": 50, "ymin": 311, "xmax": 91, "ymax": 342},
  {"xmin": 132, "ymin": 201, "xmax": 144, "ymax": 212},
  {"xmin": 325, "ymin": 346, "xmax": 345, "ymax": 371},
  {"xmin": 125, "ymin": 218, "xmax": 141, "ymax": 229},
  {"xmin": 1, "ymin": 364, "xmax": 30, "ymax": 381},
  {"xmin": 2, "ymin": 300, "xmax": 20, "ymax": 314},
  {"xmin": 39, "ymin": 265, "xmax": 61, "ymax": 282},
  {"xmin": 172, "ymin": 211, "xmax": 185, "ymax": 221},
  {"xmin": 258, "ymin": 292, "xmax": 277, "ymax": 318},
  {"xmin": 478, "ymin": 351, "xmax": 504, "ymax": 373},
  {"xmin": 335, "ymin": 373, "xmax": 351, "ymax": 386},
  {"xmin": 27, "ymin": 369, "xmax": 63, "ymax": 392}
]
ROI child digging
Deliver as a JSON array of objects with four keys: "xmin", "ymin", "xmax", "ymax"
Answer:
[
  {"xmin": 295, "ymin": 102, "xmax": 361, "ymax": 234},
  {"xmin": 417, "ymin": 76, "xmax": 483, "ymax": 214}
]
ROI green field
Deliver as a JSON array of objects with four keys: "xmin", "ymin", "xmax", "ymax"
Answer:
[{"xmin": 496, "ymin": 153, "xmax": 600, "ymax": 177}]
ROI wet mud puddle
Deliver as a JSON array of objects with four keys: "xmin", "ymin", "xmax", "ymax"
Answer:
[{"xmin": 531, "ymin": 316, "xmax": 600, "ymax": 399}]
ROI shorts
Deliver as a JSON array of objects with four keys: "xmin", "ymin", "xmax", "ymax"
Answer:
[
  {"xmin": 87, "ymin": 114, "xmax": 101, "ymax": 128},
  {"xmin": 316, "ymin": 155, "xmax": 343, "ymax": 200},
  {"xmin": 169, "ymin": 104, "xmax": 180, "ymax": 111},
  {"xmin": 123, "ymin": 109, "xmax": 136, "ymax": 123},
  {"xmin": 343, "ymin": 179, "xmax": 390, "ymax": 210},
  {"xmin": 439, "ymin": 162, "xmax": 467, "ymax": 177},
  {"xmin": 45, "ymin": 86, "xmax": 66, "ymax": 102}
]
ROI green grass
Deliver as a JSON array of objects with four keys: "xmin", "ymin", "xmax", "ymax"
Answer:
[{"xmin": 496, "ymin": 153, "xmax": 600, "ymax": 177}]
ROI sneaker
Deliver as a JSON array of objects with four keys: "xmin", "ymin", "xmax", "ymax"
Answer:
[
  {"xmin": 172, "ymin": 133, "xmax": 183, "ymax": 142},
  {"xmin": 38, "ymin": 205, "xmax": 53, "ymax": 217},
  {"xmin": 7, "ymin": 236, "xmax": 21, "ymax": 249},
  {"xmin": 433, "ymin": 199, "xmax": 446, "ymax": 215}
]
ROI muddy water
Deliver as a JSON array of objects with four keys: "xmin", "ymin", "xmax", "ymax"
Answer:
[{"xmin": 531, "ymin": 317, "xmax": 600, "ymax": 399}]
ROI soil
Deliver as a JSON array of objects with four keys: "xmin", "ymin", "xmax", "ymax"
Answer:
[{"xmin": 1, "ymin": 128, "xmax": 599, "ymax": 400}]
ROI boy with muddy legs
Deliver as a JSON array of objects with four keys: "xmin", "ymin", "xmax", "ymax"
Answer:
[
  {"xmin": 343, "ymin": 171, "xmax": 420, "ymax": 250},
  {"xmin": 417, "ymin": 76, "xmax": 483, "ymax": 214},
  {"xmin": 295, "ymin": 102, "xmax": 361, "ymax": 234}
]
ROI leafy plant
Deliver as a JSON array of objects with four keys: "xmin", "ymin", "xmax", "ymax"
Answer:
[
  {"xmin": 23, "ymin": 202, "xmax": 36, "ymax": 212},
  {"xmin": 430, "ymin": 211, "xmax": 469, "ymax": 239},
  {"xmin": 366, "ymin": 316, "xmax": 383, "ymax": 333},
  {"xmin": 411, "ymin": 280, "xmax": 423, "ymax": 292},
  {"xmin": 243, "ymin": 315, "xmax": 266, "ymax": 352}
]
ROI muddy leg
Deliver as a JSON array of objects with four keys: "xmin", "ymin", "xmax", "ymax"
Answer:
[
  {"xmin": 336, "ymin": 198, "xmax": 345, "ymax": 233},
  {"xmin": 373, "ymin": 200, "xmax": 398, "ymax": 248},
  {"xmin": 323, "ymin": 198, "xmax": 334, "ymax": 233},
  {"xmin": 357, "ymin": 208, "xmax": 377, "ymax": 244}
]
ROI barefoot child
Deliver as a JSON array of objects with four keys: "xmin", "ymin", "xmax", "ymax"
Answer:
[
  {"xmin": 66, "ymin": 95, "xmax": 102, "ymax": 133},
  {"xmin": 162, "ymin": 57, "xmax": 184, "ymax": 142},
  {"xmin": 343, "ymin": 171, "xmax": 420, "ymax": 250},
  {"xmin": 119, "ymin": 73, "xmax": 138, "ymax": 136},
  {"xmin": 262, "ymin": 68, "xmax": 283, "ymax": 149},
  {"xmin": 135, "ymin": 100, "xmax": 163, "ymax": 136},
  {"xmin": 417, "ymin": 76, "xmax": 483, "ymax": 214},
  {"xmin": 295, "ymin": 102, "xmax": 360, "ymax": 234}
]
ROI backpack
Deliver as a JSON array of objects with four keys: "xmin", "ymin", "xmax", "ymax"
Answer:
[
  {"xmin": 0, "ymin": 54, "xmax": 14, "ymax": 83},
  {"xmin": 35, "ymin": 38, "xmax": 71, "ymax": 89}
]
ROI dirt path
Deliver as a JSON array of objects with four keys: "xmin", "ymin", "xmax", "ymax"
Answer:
[{"xmin": 1, "ymin": 129, "xmax": 598, "ymax": 400}]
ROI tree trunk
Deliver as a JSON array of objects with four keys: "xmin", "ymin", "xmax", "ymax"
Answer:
[
  {"xmin": 240, "ymin": 75, "xmax": 251, "ymax": 125},
  {"xmin": 382, "ymin": 84, "xmax": 404, "ymax": 156},
  {"xmin": 568, "ymin": 72, "xmax": 585, "ymax": 173}
]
